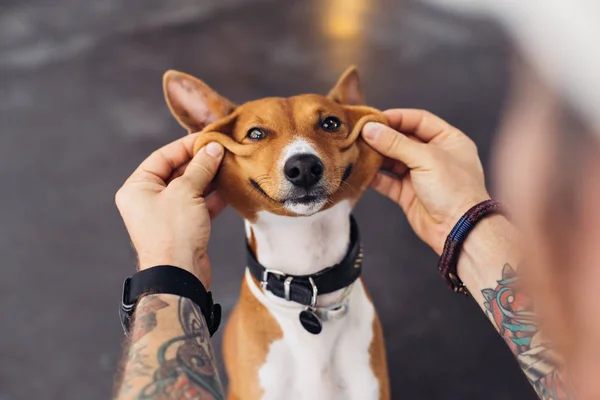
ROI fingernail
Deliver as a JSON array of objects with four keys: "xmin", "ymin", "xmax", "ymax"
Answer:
[
  {"xmin": 205, "ymin": 142, "xmax": 223, "ymax": 158},
  {"xmin": 363, "ymin": 122, "xmax": 382, "ymax": 141}
]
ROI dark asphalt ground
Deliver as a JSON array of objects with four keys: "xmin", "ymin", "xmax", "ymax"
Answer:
[{"xmin": 0, "ymin": 0, "xmax": 537, "ymax": 398}]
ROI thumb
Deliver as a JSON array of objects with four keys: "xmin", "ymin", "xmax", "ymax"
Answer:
[
  {"xmin": 362, "ymin": 122, "xmax": 431, "ymax": 170},
  {"xmin": 181, "ymin": 142, "xmax": 224, "ymax": 194}
]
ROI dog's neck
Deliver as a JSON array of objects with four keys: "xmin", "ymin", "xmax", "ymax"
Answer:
[{"xmin": 245, "ymin": 200, "xmax": 352, "ymax": 278}]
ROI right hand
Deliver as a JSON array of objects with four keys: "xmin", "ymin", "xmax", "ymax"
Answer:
[
  {"xmin": 362, "ymin": 109, "xmax": 490, "ymax": 255},
  {"xmin": 115, "ymin": 135, "xmax": 226, "ymax": 288}
]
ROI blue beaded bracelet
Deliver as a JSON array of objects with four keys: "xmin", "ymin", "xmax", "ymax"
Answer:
[{"xmin": 438, "ymin": 200, "xmax": 504, "ymax": 295}]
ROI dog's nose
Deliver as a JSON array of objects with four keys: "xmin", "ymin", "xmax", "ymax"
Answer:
[{"xmin": 284, "ymin": 154, "xmax": 324, "ymax": 189}]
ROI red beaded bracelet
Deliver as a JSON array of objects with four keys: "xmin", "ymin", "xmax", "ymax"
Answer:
[{"xmin": 438, "ymin": 199, "xmax": 504, "ymax": 295}]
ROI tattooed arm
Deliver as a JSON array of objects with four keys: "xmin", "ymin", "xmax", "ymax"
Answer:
[
  {"xmin": 457, "ymin": 215, "xmax": 574, "ymax": 400},
  {"xmin": 362, "ymin": 110, "xmax": 577, "ymax": 398},
  {"xmin": 114, "ymin": 294, "xmax": 224, "ymax": 400}
]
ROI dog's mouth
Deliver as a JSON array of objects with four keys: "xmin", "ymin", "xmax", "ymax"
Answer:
[
  {"xmin": 291, "ymin": 194, "xmax": 321, "ymax": 205},
  {"xmin": 284, "ymin": 192, "xmax": 329, "ymax": 207},
  {"xmin": 250, "ymin": 179, "xmax": 328, "ymax": 204},
  {"xmin": 249, "ymin": 163, "xmax": 353, "ymax": 211},
  {"xmin": 250, "ymin": 179, "xmax": 283, "ymax": 203}
]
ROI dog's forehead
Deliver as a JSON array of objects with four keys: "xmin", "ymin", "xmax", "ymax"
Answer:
[
  {"xmin": 288, "ymin": 94, "xmax": 344, "ymax": 114},
  {"xmin": 236, "ymin": 95, "xmax": 344, "ymax": 128}
]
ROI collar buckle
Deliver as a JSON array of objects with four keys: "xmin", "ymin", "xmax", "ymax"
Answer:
[
  {"xmin": 265, "ymin": 271, "xmax": 318, "ymax": 307},
  {"xmin": 284, "ymin": 276, "xmax": 293, "ymax": 301},
  {"xmin": 261, "ymin": 268, "xmax": 285, "ymax": 291},
  {"xmin": 307, "ymin": 276, "xmax": 318, "ymax": 308}
]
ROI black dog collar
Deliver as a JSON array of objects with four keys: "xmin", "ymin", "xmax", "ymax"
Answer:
[{"xmin": 246, "ymin": 215, "xmax": 363, "ymax": 308}]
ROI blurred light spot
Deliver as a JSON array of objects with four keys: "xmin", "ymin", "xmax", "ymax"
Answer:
[
  {"xmin": 321, "ymin": 0, "xmax": 370, "ymax": 40},
  {"xmin": 319, "ymin": 0, "xmax": 372, "ymax": 71}
]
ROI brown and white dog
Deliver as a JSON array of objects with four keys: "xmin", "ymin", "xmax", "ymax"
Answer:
[{"xmin": 163, "ymin": 67, "xmax": 390, "ymax": 400}]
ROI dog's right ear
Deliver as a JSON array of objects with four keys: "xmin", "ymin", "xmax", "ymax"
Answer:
[{"xmin": 163, "ymin": 70, "xmax": 236, "ymax": 134}]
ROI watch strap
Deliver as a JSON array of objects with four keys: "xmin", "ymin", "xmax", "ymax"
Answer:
[{"xmin": 120, "ymin": 265, "xmax": 221, "ymax": 337}]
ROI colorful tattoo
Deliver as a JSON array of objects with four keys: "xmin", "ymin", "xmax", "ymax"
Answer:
[
  {"xmin": 136, "ymin": 297, "xmax": 223, "ymax": 400},
  {"xmin": 114, "ymin": 294, "xmax": 223, "ymax": 400},
  {"xmin": 482, "ymin": 264, "xmax": 573, "ymax": 399}
]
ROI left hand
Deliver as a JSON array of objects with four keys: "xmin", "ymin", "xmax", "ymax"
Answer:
[{"xmin": 115, "ymin": 134, "xmax": 226, "ymax": 288}]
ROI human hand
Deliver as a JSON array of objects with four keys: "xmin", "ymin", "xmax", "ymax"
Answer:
[
  {"xmin": 362, "ymin": 109, "xmax": 490, "ymax": 255},
  {"xmin": 115, "ymin": 134, "xmax": 226, "ymax": 288}
]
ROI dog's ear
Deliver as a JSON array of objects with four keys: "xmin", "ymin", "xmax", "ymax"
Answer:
[
  {"xmin": 327, "ymin": 66, "xmax": 365, "ymax": 106},
  {"xmin": 163, "ymin": 70, "xmax": 236, "ymax": 134}
]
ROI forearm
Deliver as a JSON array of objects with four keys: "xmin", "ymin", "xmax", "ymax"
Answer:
[
  {"xmin": 114, "ymin": 294, "xmax": 224, "ymax": 400},
  {"xmin": 457, "ymin": 216, "xmax": 574, "ymax": 399},
  {"xmin": 457, "ymin": 215, "xmax": 522, "ymax": 304}
]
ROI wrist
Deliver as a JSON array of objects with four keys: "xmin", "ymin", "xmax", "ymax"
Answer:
[
  {"xmin": 137, "ymin": 292, "xmax": 179, "ymax": 307},
  {"xmin": 138, "ymin": 253, "xmax": 210, "ymax": 288},
  {"xmin": 432, "ymin": 193, "xmax": 492, "ymax": 255},
  {"xmin": 134, "ymin": 293, "xmax": 181, "ymax": 331},
  {"xmin": 121, "ymin": 266, "xmax": 221, "ymax": 338},
  {"xmin": 457, "ymin": 215, "xmax": 521, "ymax": 290}
]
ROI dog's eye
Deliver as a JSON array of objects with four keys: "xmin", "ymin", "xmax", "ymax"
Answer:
[
  {"xmin": 246, "ymin": 128, "xmax": 266, "ymax": 140},
  {"xmin": 321, "ymin": 116, "xmax": 341, "ymax": 132}
]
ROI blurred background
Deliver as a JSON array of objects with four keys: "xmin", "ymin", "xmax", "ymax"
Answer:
[{"xmin": 0, "ymin": 0, "xmax": 537, "ymax": 398}]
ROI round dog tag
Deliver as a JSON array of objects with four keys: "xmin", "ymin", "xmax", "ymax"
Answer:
[{"xmin": 299, "ymin": 309, "xmax": 322, "ymax": 335}]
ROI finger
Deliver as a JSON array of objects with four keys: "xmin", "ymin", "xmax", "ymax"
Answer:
[
  {"xmin": 167, "ymin": 156, "xmax": 224, "ymax": 186},
  {"xmin": 371, "ymin": 172, "xmax": 416, "ymax": 212},
  {"xmin": 180, "ymin": 142, "xmax": 224, "ymax": 194},
  {"xmin": 362, "ymin": 122, "xmax": 432, "ymax": 170},
  {"xmin": 370, "ymin": 172, "xmax": 404, "ymax": 205},
  {"xmin": 383, "ymin": 109, "xmax": 459, "ymax": 143},
  {"xmin": 166, "ymin": 161, "xmax": 190, "ymax": 184},
  {"xmin": 127, "ymin": 133, "xmax": 199, "ymax": 185},
  {"xmin": 206, "ymin": 192, "xmax": 227, "ymax": 220}
]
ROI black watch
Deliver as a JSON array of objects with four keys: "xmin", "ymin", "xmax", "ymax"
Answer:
[{"xmin": 119, "ymin": 265, "xmax": 221, "ymax": 337}]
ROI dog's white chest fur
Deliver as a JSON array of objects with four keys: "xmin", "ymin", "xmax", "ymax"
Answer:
[
  {"xmin": 244, "ymin": 201, "xmax": 379, "ymax": 400},
  {"xmin": 246, "ymin": 273, "xmax": 378, "ymax": 400}
]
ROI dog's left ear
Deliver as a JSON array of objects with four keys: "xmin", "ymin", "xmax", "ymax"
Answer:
[
  {"xmin": 163, "ymin": 70, "xmax": 236, "ymax": 134},
  {"xmin": 327, "ymin": 66, "xmax": 365, "ymax": 106}
]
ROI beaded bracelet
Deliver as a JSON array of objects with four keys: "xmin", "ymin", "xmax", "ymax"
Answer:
[{"xmin": 438, "ymin": 199, "xmax": 504, "ymax": 295}]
